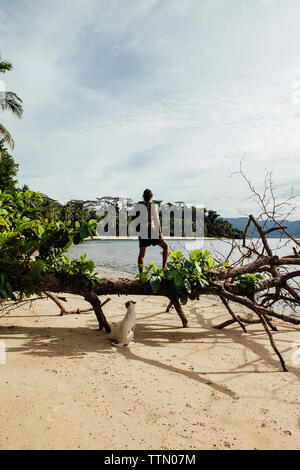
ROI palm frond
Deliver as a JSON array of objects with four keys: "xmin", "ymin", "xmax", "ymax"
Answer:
[
  {"xmin": 0, "ymin": 57, "xmax": 13, "ymax": 73},
  {"xmin": 1, "ymin": 91, "xmax": 23, "ymax": 118},
  {"xmin": 0, "ymin": 122, "xmax": 14, "ymax": 149}
]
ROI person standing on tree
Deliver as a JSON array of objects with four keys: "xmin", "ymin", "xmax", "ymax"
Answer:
[{"xmin": 137, "ymin": 189, "xmax": 169, "ymax": 274}]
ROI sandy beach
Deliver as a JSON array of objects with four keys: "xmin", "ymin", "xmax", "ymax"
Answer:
[{"xmin": 0, "ymin": 293, "xmax": 300, "ymax": 450}]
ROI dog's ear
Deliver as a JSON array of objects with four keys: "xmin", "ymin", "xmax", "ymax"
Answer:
[
  {"xmin": 131, "ymin": 301, "xmax": 137, "ymax": 304},
  {"xmin": 125, "ymin": 301, "xmax": 131, "ymax": 308}
]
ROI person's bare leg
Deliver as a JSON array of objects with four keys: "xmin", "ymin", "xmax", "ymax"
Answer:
[
  {"xmin": 138, "ymin": 246, "xmax": 147, "ymax": 274},
  {"xmin": 158, "ymin": 239, "xmax": 169, "ymax": 269}
]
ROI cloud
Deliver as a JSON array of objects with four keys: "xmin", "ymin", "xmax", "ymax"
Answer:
[{"xmin": 0, "ymin": 0, "xmax": 300, "ymax": 217}]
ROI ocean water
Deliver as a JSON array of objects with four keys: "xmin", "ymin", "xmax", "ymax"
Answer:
[
  {"xmin": 68, "ymin": 239, "xmax": 205, "ymax": 277},
  {"xmin": 68, "ymin": 238, "xmax": 298, "ymax": 278}
]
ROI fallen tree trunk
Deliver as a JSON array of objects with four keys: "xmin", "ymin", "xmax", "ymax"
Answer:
[
  {"xmin": 38, "ymin": 274, "xmax": 300, "ymax": 327},
  {"xmin": 38, "ymin": 274, "xmax": 188, "ymax": 331},
  {"xmin": 36, "ymin": 266, "xmax": 300, "ymax": 373}
]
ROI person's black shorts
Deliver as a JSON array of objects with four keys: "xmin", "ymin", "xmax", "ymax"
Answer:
[{"xmin": 139, "ymin": 237, "xmax": 161, "ymax": 248}]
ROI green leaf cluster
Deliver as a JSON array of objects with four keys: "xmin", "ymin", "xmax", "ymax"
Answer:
[
  {"xmin": 234, "ymin": 273, "xmax": 264, "ymax": 294},
  {"xmin": 0, "ymin": 190, "xmax": 99, "ymax": 300},
  {"xmin": 139, "ymin": 249, "xmax": 226, "ymax": 305},
  {"xmin": 0, "ymin": 270, "xmax": 16, "ymax": 300}
]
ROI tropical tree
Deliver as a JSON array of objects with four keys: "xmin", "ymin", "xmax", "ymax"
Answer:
[
  {"xmin": 204, "ymin": 209, "xmax": 242, "ymax": 238},
  {"xmin": 0, "ymin": 139, "xmax": 18, "ymax": 191},
  {"xmin": 0, "ymin": 53, "xmax": 23, "ymax": 149}
]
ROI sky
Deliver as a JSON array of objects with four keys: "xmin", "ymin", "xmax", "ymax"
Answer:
[{"xmin": 1, "ymin": 0, "xmax": 300, "ymax": 217}]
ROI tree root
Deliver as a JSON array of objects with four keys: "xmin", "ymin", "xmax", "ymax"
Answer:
[
  {"xmin": 214, "ymin": 318, "xmax": 236, "ymax": 329},
  {"xmin": 84, "ymin": 292, "xmax": 111, "ymax": 332},
  {"xmin": 171, "ymin": 298, "xmax": 189, "ymax": 327},
  {"xmin": 44, "ymin": 291, "xmax": 111, "ymax": 328},
  {"xmin": 44, "ymin": 291, "xmax": 68, "ymax": 315},
  {"xmin": 220, "ymin": 296, "xmax": 247, "ymax": 333},
  {"xmin": 257, "ymin": 312, "xmax": 287, "ymax": 372}
]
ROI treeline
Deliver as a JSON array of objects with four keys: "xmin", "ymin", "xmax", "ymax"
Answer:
[{"xmin": 0, "ymin": 141, "xmax": 242, "ymax": 238}]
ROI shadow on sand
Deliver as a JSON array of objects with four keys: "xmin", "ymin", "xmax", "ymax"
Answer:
[{"xmin": 1, "ymin": 305, "xmax": 300, "ymax": 400}]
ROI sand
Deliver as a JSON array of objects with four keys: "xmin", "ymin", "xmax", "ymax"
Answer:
[{"xmin": 0, "ymin": 293, "xmax": 299, "ymax": 450}]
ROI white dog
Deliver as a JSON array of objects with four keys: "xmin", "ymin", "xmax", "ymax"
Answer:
[{"xmin": 109, "ymin": 300, "xmax": 136, "ymax": 347}]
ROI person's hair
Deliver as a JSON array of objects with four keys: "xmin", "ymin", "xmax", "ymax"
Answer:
[{"xmin": 143, "ymin": 188, "xmax": 153, "ymax": 203}]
